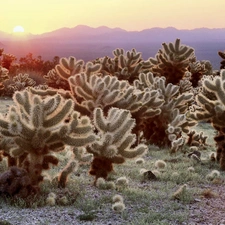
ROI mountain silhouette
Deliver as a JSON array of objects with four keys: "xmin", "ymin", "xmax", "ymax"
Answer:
[{"xmin": 0, "ymin": 25, "xmax": 225, "ymax": 69}]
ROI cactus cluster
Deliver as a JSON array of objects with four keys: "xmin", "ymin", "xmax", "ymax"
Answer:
[
  {"xmin": 134, "ymin": 72, "xmax": 195, "ymax": 151},
  {"xmin": 95, "ymin": 48, "xmax": 151, "ymax": 83},
  {"xmin": 149, "ymin": 39, "xmax": 195, "ymax": 84},
  {"xmin": 0, "ymin": 66, "xmax": 9, "ymax": 92},
  {"xmin": 87, "ymin": 107, "xmax": 147, "ymax": 183},
  {"xmin": 0, "ymin": 38, "xmax": 222, "ymax": 199},
  {"xmin": 0, "ymin": 88, "xmax": 95, "ymax": 186},
  {"xmin": 4, "ymin": 73, "xmax": 36, "ymax": 96},
  {"xmin": 190, "ymin": 69, "xmax": 225, "ymax": 169}
]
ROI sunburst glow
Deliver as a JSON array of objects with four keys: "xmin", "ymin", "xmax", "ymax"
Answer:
[{"xmin": 13, "ymin": 25, "xmax": 25, "ymax": 33}]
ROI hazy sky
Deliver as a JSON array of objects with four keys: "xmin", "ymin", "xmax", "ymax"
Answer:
[{"xmin": 2, "ymin": 0, "xmax": 225, "ymax": 34}]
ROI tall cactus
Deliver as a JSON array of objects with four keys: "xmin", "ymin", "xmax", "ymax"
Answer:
[
  {"xmin": 190, "ymin": 70, "xmax": 225, "ymax": 169},
  {"xmin": 149, "ymin": 39, "xmax": 195, "ymax": 84},
  {"xmin": 87, "ymin": 107, "xmax": 147, "ymax": 184},
  {"xmin": 0, "ymin": 89, "xmax": 96, "ymax": 185},
  {"xmin": 96, "ymin": 48, "xmax": 152, "ymax": 83}
]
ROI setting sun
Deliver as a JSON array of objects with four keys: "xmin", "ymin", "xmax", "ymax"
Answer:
[{"xmin": 13, "ymin": 25, "xmax": 25, "ymax": 33}]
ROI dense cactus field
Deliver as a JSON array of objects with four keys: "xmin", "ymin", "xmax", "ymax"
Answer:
[{"xmin": 0, "ymin": 39, "xmax": 225, "ymax": 224}]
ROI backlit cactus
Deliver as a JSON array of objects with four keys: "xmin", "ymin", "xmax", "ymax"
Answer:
[
  {"xmin": 87, "ymin": 107, "xmax": 147, "ymax": 183},
  {"xmin": 190, "ymin": 69, "xmax": 225, "ymax": 169},
  {"xmin": 134, "ymin": 72, "xmax": 195, "ymax": 150},
  {"xmin": 97, "ymin": 48, "xmax": 151, "ymax": 83},
  {"xmin": 149, "ymin": 39, "xmax": 195, "ymax": 84},
  {"xmin": 56, "ymin": 56, "xmax": 101, "ymax": 80},
  {"xmin": 0, "ymin": 89, "xmax": 96, "ymax": 185},
  {"xmin": 0, "ymin": 66, "xmax": 9, "ymax": 93}
]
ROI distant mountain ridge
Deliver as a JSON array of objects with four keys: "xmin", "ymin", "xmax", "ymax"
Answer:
[
  {"xmin": 1, "ymin": 25, "xmax": 225, "ymax": 42},
  {"xmin": 0, "ymin": 25, "xmax": 225, "ymax": 69}
]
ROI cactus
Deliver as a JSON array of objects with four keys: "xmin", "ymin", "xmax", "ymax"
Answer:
[
  {"xmin": 218, "ymin": 51, "xmax": 225, "ymax": 70},
  {"xmin": 4, "ymin": 73, "xmax": 36, "ymax": 96},
  {"xmin": 56, "ymin": 56, "xmax": 101, "ymax": 80},
  {"xmin": 134, "ymin": 72, "xmax": 195, "ymax": 149},
  {"xmin": 0, "ymin": 66, "xmax": 9, "ymax": 94},
  {"xmin": 0, "ymin": 88, "xmax": 96, "ymax": 186},
  {"xmin": 149, "ymin": 39, "xmax": 195, "ymax": 84},
  {"xmin": 97, "ymin": 48, "xmax": 151, "ymax": 83},
  {"xmin": 188, "ymin": 60, "xmax": 213, "ymax": 87},
  {"xmin": 44, "ymin": 68, "xmax": 70, "ymax": 90},
  {"xmin": 190, "ymin": 69, "xmax": 225, "ymax": 169},
  {"xmin": 58, "ymin": 147, "xmax": 93, "ymax": 188},
  {"xmin": 87, "ymin": 107, "xmax": 147, "ymax": 184},
  {"xmin": 68, "ymin": 72, "xmax": 164, "ymax": 145}
]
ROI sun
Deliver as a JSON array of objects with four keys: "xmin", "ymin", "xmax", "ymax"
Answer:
[{"xmin": 13, "ymin": 25, "xmax": 25, "ymax": 33}]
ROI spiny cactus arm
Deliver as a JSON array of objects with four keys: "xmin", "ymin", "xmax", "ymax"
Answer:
[
  {"xmin": 113, "ymin": 48, "xmax": 124, "ymax": 56},
  {"xmin": 134, "ymin": 72, "xmax": 155, "ymax": 90},
  {"xmin": 31, "ymin": 104, "xmax": 44, "ymax": 128},
  {"xmin": 12, "ymin": 138, "xmax": 33, "ymax": 156},
  {"xmin": 55, "ymin": 56, "xmax": 84, "ymax": 80},
  {"xmin": 93, "ymin": 108, "xmax": 109, "ymax": 132},
  {"xmin": 111, "ymin": 117, "xmax": 136, "ymax": 146},
  {"xmin": 102, "ymin": 89, "xmax": 123, "ymax": 105},
  {"xmin": 87, "ymin": 141, "xmax": 104, "ymax": 156},
  {"xmin": 68, "ymin": 73, "xmax": 93, "ymax": 100},
  {"xmin": 29, "ymin": 87, "xmax": 72, "ymax": 99},
  {"xmin": 63, "ymin": 134, "xmax": 96, "ymax": 147},
  {"xmin": 109, "ymin": 155, "xmax": 125, "ymax": 164},
  {"xmin": 0, "ymin": 110, "xmax": 35, "ymax": 141},
  {"xmin": 58, "ymin": 159, "xmax": 77, "ymax": 188},
  {"xmin": 74, "ymin": 102, "xmax": 92, "ymax": 116},
  {"xmin": 43, "ymin": 99, "xmax": 74, "ymax": 128},
  {"xmin": 170, "ymin": 112, "xmax": 186, "ymax": 128},
  {"xmin": 72, "ymin": 147, "xmax": 93, "ymax": 163},
  {"xmin": 170, "ymin": 137, "xmax": 184, "ymax": 153},
  {"xmin": 115, "ymin": 88, "xmax": 142, "ymax": 112},
  {"xmin": 119, "ymin": 144, "xmax": 147, "ymax": 159},
  {"xmin": 143, "ymin": 91, "xmax": 165, "ymax": 108},
  {"xmin": 85, "ymin": 61, "xmax": 101, "ymax": 76},
  {"xmin": 13, "ymin": 73, "xmax": 36, "ymax": 86},
  {"xmin": 179, "ymin": 118, "xmax": 197, "ymax": 133},
  {"xmin": 203, "ymin": 76, "xmax": 225, "ymax": 106},
  {"xmin": 174, "ymin": 93, "xmax": 193, "ymax": 108},
  {"xmin": 69, "ymin": 114, "xmax": 93, "ymax": 134},
  {"xmin": 13, "ymin": 91, "xmax": 31, "ymax": 115},
  {"xmin": 43, "ymin": 94, "xmax": 62, "ymax": 116}
]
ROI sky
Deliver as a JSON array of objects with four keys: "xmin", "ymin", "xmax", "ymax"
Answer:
[{"xmin": 1, "ymin": 0, "xmax": 225, "ymax": 34}]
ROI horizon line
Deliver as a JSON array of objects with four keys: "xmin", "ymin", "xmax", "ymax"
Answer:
[{"xmin": 2, "ymin": 25, "xmax": 225, "ymax": 36}]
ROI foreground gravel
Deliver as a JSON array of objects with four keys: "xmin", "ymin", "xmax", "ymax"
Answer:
[{"xmin": 0, "ymin": 205, "xmax": 128, "ymax": 225}]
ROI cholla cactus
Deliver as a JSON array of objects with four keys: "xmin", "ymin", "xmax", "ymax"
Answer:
[
  {"xmin": 87, "ymin": 107, "xmax": 147, "ymax": 183},
  {"xmin": 68, "ymin": 73, "xmax": 128, "ymax": 114},
  {"xmin": 69, "ymin": 72, "xmax": 164, "ymax": 144},
  {"xmin": 0, "ymin": 89, "xmax": 96, "ymax": 185},
  {"xmin": 218, "ymin": 51, "xmax": 225, "ymax": 70},
  {"xmin": 186, "ymin": 130, "xmax": 208, "ymax": 148},
  {"xmin": 149, "ymin": 39, "xmax": 195, "ymax": 84},
  {"xmin": 55, "ymin": 56, "xmax": 101, "ymax": 80},
  {"xmin": 58, "ymin": 147, "xmax": 93, "ymax": 188},
  {"xmin": 188, "ymin": 60, "xmax": 213, "ymax": 87},
  {"xmin": 0, "ymin": 66, "xmax": 9, "ymax": 93},
  {"xmin": 5, "ymin": 73, "xmax": 36, "ymax": 96},
  {"xmin": 134, "ymin": 72, "xmax": 195, "ymax": 149},
  {"xmin": 97, "ymin": 48, "xmax": 151, "ymax": 83},
  {"xmin": 44, "ymin": 68, "xmax": 70, "ymax": 90},
  {"xmin": 190, "ymin": 69, "xmax": 225, "ymax": 169}
]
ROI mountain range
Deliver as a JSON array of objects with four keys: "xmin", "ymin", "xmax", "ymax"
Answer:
[{"xmin": 1, "ymin": 25, "xmax": 225, "ymax": 69}]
